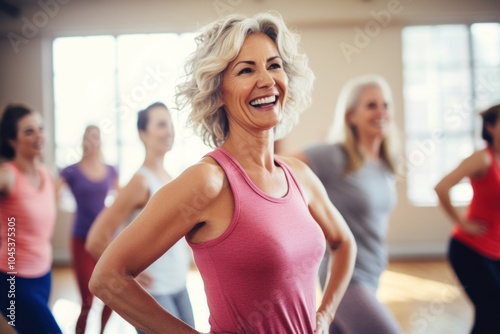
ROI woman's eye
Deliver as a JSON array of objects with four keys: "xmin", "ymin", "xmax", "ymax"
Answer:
[
  {"xmin": 367, "ymin": 102, "xmax": 377, "ymax": 109},
  {"xmin": 237, "ymin": 68, "xmax": 252, "ymax": 75},
  {"xmin": 269, "ymin": 63, "xmax": 282, "ymax": 70}
]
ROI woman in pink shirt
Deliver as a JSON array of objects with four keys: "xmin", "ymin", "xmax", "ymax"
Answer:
[
  {"xmin": 0, "ymin": 104, "xmax": 62, "ymax": 334},
  {"xmin": 90, "ymin": 12, "xmax": 356, "ymax": 334}
]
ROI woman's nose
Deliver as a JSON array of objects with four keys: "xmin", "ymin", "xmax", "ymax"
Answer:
[{"xmin": 257, "ymin": 69, "xmax": 275, "ymax": 88}]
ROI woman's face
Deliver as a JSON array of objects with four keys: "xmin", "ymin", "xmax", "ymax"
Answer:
[
  {"xmin": 347, "ymin": 85, "xmax": 391, "ymax": 140},
  {"xmin": 220, "ymin": 33, "xmax": 288, "ymax": 136},
  {"xmin": 141, "ymin": 106, "xmax": 175, "ymax": 154},
  {"xmin": 486, "ymin": 116, "xmax": 500, "ymax": 143},
  {"xmin": 82, "ymin": 126, "xmax": 101, "ymax": 155},
  {"xmin": 10, "ymin": 113, "xmax": 45, "ymax": 158}
]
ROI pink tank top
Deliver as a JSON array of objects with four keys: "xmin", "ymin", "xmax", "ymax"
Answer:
[
  {"xmin": 453, "ymin": 146, "xmax": 500, "ymax": 259},
  {"xmin": 188, "ymin": 148, "xmax": 325, "ymax": 334},
  {"xmin": 0, "ymin": 162, "xmax": 56, "ymax": 277}
]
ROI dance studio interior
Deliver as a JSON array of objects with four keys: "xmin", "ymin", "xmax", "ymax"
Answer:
[{"xmin": 1, "ymin": 0, "xmax": 499, "ymax": 333}]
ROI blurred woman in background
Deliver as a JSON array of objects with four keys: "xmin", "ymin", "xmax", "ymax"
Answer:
[
  {"xmin": 0, "ymin": 104, "xmax": 62, "ymax": 334},
  {"xmin": 58, "ymin": 125, "xmax": 118, "ymax": 334},
  {"xmin": 86, "ymin": 102, "xmax": 194, "ymax": 333},
  {"xmin": 435, "ymin": 104, "xmax": 500, "ymax": 334},
  {"xmin": 294, "ymin": 75, "xmax": 402, "ymax": 333}
]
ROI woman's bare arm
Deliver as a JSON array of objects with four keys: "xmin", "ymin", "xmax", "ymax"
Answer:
[
  {"xmin": 85, "ymin": 174, "xmax": 149, "ymax": 260},
  {"xmin": 89, "ymin": 162, "xmax": 224, "ymax": 334},
  {"xmin": 280, "ymin": 156, "xmax": 356, "ymax": 333},
  {"xmin": 0, "ymin": 164, "xmax": 13, "ymax": 198},
  {"xmin": 434, "ymin": 149, "xmax": 490, "ymax": 234}
]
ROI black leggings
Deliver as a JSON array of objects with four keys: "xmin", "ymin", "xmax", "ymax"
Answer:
[{"xmin": 448, "ymin": 238, "xmax": 500, "ymax": 334}]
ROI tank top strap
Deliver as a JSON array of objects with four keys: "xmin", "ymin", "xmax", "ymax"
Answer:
[
  {"xmin": 274, "ymin": 156, "xmax": 308, "ymax": 205},
  {"xmin": 205, "ymin": 147, "xmax": 243, "ymax": 193},
  {"xmin": 4, "ymin": 161, "xmax": 52, "ymax": 193},
  {"xmin": 136, "ymin": 166, "xmax": 163, "ymax": 195},
  {"xmin": 206, "ymin": 148, "xmax": 305, "ymax": 204}
]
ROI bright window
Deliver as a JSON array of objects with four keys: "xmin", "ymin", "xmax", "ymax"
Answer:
[
  {"xmin": 402, "ymin": 23, "xmax": 500, "ymax": 206},
  {"xmin": 53, "ymin": 33, "xmax": 211, "ymax": 184}
]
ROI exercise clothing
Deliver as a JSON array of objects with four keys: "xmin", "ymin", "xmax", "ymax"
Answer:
[
  {"xmin": 0, "ymin": 162, "xmax": 56, "ymax": 278},
  {"xmin": 305, "ymin": 143, "xmax": 396, "ymax": 289},
  {"xmin": 130, "ymin": 167, "xmax": 192, "ymax": 296},
  {"xmin": 452, "ymin": 145, "xmax": 500, "ymax": 259},
  {"xmin": 60, "ymin": 163, "xmax": 117, "ymax": 238},
  {"xmin": 0, "ymin": 161, "xmax": 62, "ymax": 333},
  {"xmin": 188, "ymin": 147, "xmax": 325, "ymax": 334}
]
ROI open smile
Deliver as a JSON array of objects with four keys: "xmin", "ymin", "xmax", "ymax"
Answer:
[{"xmin": 249, "ymin": 95, "xmax": 278, "ymax": 108}]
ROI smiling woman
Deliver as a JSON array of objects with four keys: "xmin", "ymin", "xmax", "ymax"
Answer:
[
  {"xmin": 176, "ymin": 11, "xmax": 314, "ymax": 147},
  {"xmin": 0, "ymin": 105, "xmax": 63, "ymax": 334},
  {"xmin": 293, "ymin": 75, "xmax": 402, "ymax": 334},
  {"xmin": 220, "ymin": 33, "xmax": 288, "ymax": 139},
  {"xmin": 89, "ymin": 12, "xmax": 356, "ymax": 334}
]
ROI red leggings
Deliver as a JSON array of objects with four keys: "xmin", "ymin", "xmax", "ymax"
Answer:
[{"xmin": 72, "ymin": 236, "xmax": 112, "ymax": 334}]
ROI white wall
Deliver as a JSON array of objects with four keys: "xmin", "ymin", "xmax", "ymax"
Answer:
[{"xmin": 1, "ymin": 0, "xmax": 499, "ymax": 263}]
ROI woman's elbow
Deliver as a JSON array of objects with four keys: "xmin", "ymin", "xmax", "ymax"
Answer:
[
  {"xmin": 88, "ymin": 264, "xmax": 120, "ymax": 304},
  {"xmin": 328, "ymin": 230, "xmax": 357, "ymax": 257},
  {"xmin": 88, "ymin": 267, "xmax": 105, "ymax": 299},
  {"xmin": 433, "ymin": 182, "xmax": 448, "ymax": 201},
  {"xmin": 84, "ymin": 239, "xmax": 99, "ymax": 260}
]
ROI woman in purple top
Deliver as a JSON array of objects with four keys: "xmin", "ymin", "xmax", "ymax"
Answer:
[{"xmin": 58, "ymin": 125, "xmax": 118, "ymax": 334}]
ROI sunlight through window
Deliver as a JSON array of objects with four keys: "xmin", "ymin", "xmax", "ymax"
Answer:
[{"xmin": 53, "ymin": 33, "xmax": 211, "ymax": 185}]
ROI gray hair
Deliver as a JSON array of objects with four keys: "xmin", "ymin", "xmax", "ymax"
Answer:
[{"xmin": 175, "ymin": 11, "xmax": 314, "ymax": 147}]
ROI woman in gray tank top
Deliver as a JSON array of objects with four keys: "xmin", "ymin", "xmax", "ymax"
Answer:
[{"xmin": 295, "ymin": 75, "xmax": 402, "ymax": 334}]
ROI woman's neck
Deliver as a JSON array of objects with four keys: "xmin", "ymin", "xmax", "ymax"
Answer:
[
  {"xmin": 358, "ymin": 136, "xmax": 383, "ymax": 161},
  {"xmin": 80, "ymin": 152, "xmax": 101, "ymax": 164},
  {"xmin": 143, "ymin": 152, "xmax": 167, "ymax": 175},
  {"xmin": 13, "ymin": 155, "xmax": 39, "ymax": 175},
  {"xmin": 222, "ymin": 131, "xmax": 275, "ymax": 171}
]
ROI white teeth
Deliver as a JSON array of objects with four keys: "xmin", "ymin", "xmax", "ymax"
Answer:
[{"xmin": 250, "ymin": 96, "xmax": 276, "ymax": 106}]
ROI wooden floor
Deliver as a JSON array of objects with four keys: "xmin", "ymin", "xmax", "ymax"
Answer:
[{"xmin": 49, "ymin": 259, "xmax": 473, "ymax": 334}]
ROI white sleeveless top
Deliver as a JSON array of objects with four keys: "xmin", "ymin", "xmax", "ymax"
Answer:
[{"xmin": 130, "ymin": 166, "xmax": 192, "ymax": 295}]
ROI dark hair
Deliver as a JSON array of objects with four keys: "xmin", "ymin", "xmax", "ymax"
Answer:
[
  {"xmin": 480, "ymin": 104, "xmax": 500, "ymax": 145},
  {"xmin": 137, "ymin": 102, "xmax": 169, "ymax": 132},
  {"xmin": 0, "ymin": 104, "xmax": 34, "ymax": 159}
]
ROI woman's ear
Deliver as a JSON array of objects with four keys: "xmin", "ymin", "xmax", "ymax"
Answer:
[
  {"xmin": 485, "ymin": 123, "xmax": 495, "ymax": 137},
  {"xmin": 7, "ymin": 139, "xmax": 16, "ymax": 151},
  {"xmin": 345, "ymin": 111, "xmax": 354, "ymax": 126},
  {"xmin": 216, "ymin": 98, "xmax": 225, "ymax": 110},
  {"xmin": 138, "ymin": 130, "xmax": 146, "ymax": 143}
]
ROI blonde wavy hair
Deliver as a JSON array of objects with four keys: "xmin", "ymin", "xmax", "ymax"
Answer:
[
  {"xmin": 327, "ymin": 74, "xmax": 400, "ymax": 174},
  {"xmin": 175, "ymin": 11, "xmax": 314, "ymax": 147}
]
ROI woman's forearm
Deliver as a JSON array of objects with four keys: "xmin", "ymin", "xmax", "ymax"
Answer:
[
  {"xmin": 317, "ymin": 237, "xmax": 356, "ymax": 322},
  {"xmin": 89, "ymin": 267, "xmax": 199, "ymax": 334}
]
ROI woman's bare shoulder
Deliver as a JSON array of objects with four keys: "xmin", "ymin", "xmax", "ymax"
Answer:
[
  {"xmin": 0, "ymin": 163, "xmax": 14, "ymax": 197},
  {"xmin": 175, "ymin": 156, "xmax": 227, "ymax": 197}
]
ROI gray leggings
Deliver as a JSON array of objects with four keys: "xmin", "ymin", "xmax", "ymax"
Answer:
[
  {"xmin": 136, "ymin": 287, "xmax": 195, "ymax": 333},
  {"xmin": 329, "ymin": 283, "xmax": 401, "ymax": 334},
  {"xmin": 319, "ymin": 252, "xmax": 401, "ymax": 334}
]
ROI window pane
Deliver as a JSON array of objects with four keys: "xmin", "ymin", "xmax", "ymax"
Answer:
[
  {"xmin": 53, "ymin": 33, "xmax": 211, "ymax": 188},
  {"xmin": 472, "ymin": 23, "xmax": 500, "ymax": 67},
  {"xmin": 402, "ymin": 26, "xmax": 434, "ymax": 66},
  {"xmin": 405, "ymin": 134, "xmax": 474, "ymax": 205},
  {"xmin": 474, "ymin": 68, "xmax": 500, "ymax": 110},
  {"xmin": 436, "ymin": 25, "xmax": 469, "ymax": 68},
  {"xmin": 53, "ymin": 36, "xmax": 117, "ymax": 168},
  {"xmin": 115, "ymin": 33, "xmax": 210, "ymax": 182},
  {"xmin": 402, "ymin": 25, "xmax": 474, "ymax": 205}
]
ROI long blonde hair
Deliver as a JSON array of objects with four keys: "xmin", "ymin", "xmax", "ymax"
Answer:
[{"xmin": 327, "ymin": 74, "xmax": 399, "ymax": 174}]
